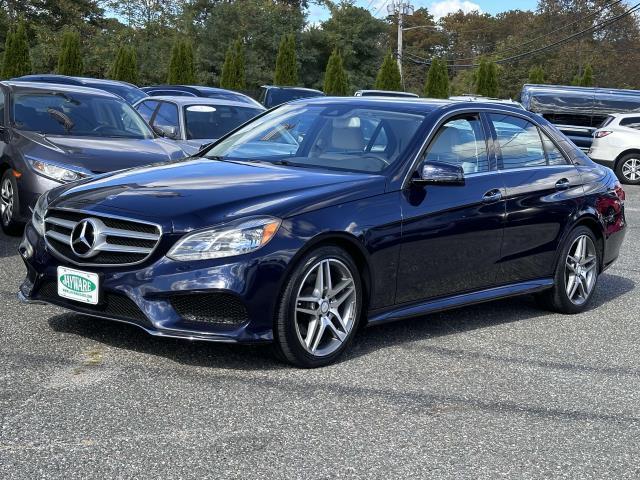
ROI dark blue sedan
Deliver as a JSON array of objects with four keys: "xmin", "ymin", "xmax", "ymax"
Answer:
[{"xmin": 18, "ymin": 97, "xmax": 627, "ymax": 367}]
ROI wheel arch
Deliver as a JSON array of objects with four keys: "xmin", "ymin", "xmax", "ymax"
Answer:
[
  {"xmin": 614, "ymin": 149, "xmax": 640, "ymax": 168},
  {"xmin": 556, "ymin": 212, "xmax": 605, "ymax": 272},
  {"xmin": 277, "ymin": 231, "xmax": 373, "ymax": 315}
]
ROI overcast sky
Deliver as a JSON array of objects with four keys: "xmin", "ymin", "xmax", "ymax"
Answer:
[{"xmin": 307, "ymin": 0, "xmax": 539, "ymax": 23}]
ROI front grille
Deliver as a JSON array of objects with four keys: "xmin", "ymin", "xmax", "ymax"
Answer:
[
  {"xmin": 44, "ymin": 208, "xmax": 161, "ymax": 266},
  {"xmin": 37, "ymin": 280, "xmax": 149, "ymax": 324},
  {"xmin": 171, "ymin": 293, "xmax": 248, "ymax": 326}
]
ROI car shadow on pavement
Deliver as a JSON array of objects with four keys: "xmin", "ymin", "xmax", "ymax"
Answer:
[{"xmin": 47, "ymin": 273, "xmax": 635, "ymax": 370}]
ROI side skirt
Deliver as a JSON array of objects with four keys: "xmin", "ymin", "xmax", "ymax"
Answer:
[{"xmin": 367, "ymin": 278, "xmax": 554, "ymax": 326}]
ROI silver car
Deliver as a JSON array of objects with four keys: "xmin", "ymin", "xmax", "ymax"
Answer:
[
  {"xmin": 589, "ymin": 112, "xmax": 640, "ymax": 185},
  {"xmin": 134, "ymin": 96, "xmax": 265, "ymax": 155}
]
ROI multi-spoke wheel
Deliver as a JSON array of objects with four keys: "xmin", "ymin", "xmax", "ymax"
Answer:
[
  {"xmin": 0, "ymin": 170, "xmax": 22, "ymax": 236},
  {"xmin": 536, "ymin": 226, "xmax": 600, "ymax": 314},
  {"xmin": 565, "ymin": 235, "xmax": 598, "ymax": 306},
  {"xmin": 274, "ymin": 246, "xmax": 363, "ymax": 367},
  {"xmin": 616, "ymin": 154, "xmax": 640, "ymax": 185}
]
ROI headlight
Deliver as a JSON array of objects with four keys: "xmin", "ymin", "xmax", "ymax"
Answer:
[
  {"xmin": 27, "ymin": 158, "xmax": 91, "ymax": 183},
  {"xmin": 167, "ymin": 217, "xmax": 281, "ymax": 261},
  {"xmin": 32, "ymin": 193, "xmax": 48, "ymax": 236}
]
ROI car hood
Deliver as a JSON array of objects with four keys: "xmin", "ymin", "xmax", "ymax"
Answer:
[
  {"xmin": 48, "ymin": 158, "xmax": 387, "ymax": 232},
  {"xmin": 16, "ymin": 131, "xmax": 186, "ymax": 173}
]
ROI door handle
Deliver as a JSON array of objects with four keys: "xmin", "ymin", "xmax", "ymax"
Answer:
[
  {"xmin": 555, "ymin": 178, "xmax": 570, "ymax": 190},
  {"xmin": 482, "ymin": 189, "xmax": 502, "ymax": 203}
]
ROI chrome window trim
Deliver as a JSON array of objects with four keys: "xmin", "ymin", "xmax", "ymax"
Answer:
[
  {"xmin": 43, "ymin": 207, "xmax": 163, "ymax": 268},
  {"xmin": 402, "ymin": 106, "xmax": 575, "ymax": 189}
]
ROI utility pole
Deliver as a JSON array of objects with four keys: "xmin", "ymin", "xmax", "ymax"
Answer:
[{"xmin": 387, "ymin": 0, "xmax": 414, "ymax": 87}]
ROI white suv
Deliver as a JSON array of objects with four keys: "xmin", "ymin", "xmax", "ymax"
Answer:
[{"xmin": 589, "ymin": 113, "xmax": 640, "ymax": 184}]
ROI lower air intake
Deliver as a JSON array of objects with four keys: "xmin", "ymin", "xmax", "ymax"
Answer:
[{"xmin": 171, "ymin": 293, "xmax": 248, "ymax": 326}]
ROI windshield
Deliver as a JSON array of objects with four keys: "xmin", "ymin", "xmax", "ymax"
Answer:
[
  {"xmin": 205, "ymin": 104, "xmax": 426, "ymax": 173},
  {"xmin": 13, "ymin": 92, "xmax": 154, "ymax": 139},
  {"xmin": 184, "ymin": 105, "xmax": 263, "ymax": 139},
  {"xmin": 95, "ymin": 83, "xmax": 147, "ymax": 104},
  {"xmin": 268, "ymin": 89, "xmax": 323, "ymax": 107}
]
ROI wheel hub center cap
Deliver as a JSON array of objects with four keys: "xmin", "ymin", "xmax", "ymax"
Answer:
[{"xmin": 320, "ymin": 300, "xmax": 330, "ymax": 314}]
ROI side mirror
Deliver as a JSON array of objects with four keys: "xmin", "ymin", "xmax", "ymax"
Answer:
[
  {"xmin": 153, "ymin": 125, "xmax": 179, "ymax": 140},
  {"xmin": 413, "ymin": 161, "xmax": 465, "ymax": 186}
]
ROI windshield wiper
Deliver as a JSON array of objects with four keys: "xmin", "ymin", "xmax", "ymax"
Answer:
[{"xmin": 47, "ymin": 108, "xmax": 74, "ymax": 134}]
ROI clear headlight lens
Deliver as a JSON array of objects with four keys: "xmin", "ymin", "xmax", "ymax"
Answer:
[
  {"xmin": 32, "ymin": 193, "xmax": 48, "ymax": 236},
  {"xmin": 167, "ymin": 217, "xmax": 281, "ymax": 261},
  {"xmin": 28, "ymin": 158, "xmax": 90, "ymax": 183}
]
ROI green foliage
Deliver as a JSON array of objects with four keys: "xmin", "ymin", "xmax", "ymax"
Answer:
[
  {"xmin": 274, "ymin": 34, "xmax": 298, "ymax": 86},
  {"xmin": 110, "ymin": 45, "xmax": 138, "ymax": 84},
  {"xmin": 323, "ymin": 48, "xmax": 348, "ymax": 96},
  {"xmin": 220, "ymin": 39, "xmax": 246, "ymax": 90},
  {"xmin": 581, "ymin": 64, "xmax": 593, "ymax": 86},
  {"xmin": 167, "ymin": 38, "xmax": 195, "ymax": 84},
  {"xmin": 475, "ymin": 58, "xmax": 499, "ymax": 97},
  {"xmin": 528, "ymin": 65, "xmax": 545, "ymax": 84},
  {"xmin": 2, "ymin": 21, "xmax": 32, "ymax": 79},
  {"xmin": 424, "ymin": 58, "xmax": 449, "ymax": 98},
  {"xmin": 57, "ymin": 28, "xmax": 83, "ymax": 76},
  {"xmin": 374, "ymin": 51, "xmax": 402, "ymax": 91}
]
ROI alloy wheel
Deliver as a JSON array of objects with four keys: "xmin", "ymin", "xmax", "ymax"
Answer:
[
  {"xmin": 0, "ymin": 177, "xmax": 14, "ymax": 226},
  {"xmin": 294, "ymin": 258, "xmax": 357, "ymax": 357},
  {"xmin": 565, "ymin": 235, "xmax": 598, "ymax": 305},
  {"xmin": 621, "ymin": 157, "xmax": 640, "ymax": 182}
]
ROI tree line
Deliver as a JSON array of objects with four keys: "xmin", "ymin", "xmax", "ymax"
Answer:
[{"xmin": 0, "ymin": 0, "xmax": 637, "ymax": 99}]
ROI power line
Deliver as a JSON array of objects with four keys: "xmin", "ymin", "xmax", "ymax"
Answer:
[
  {"xmin": 449, "ymin": 0, "xmax": 626, "ymax": 63},
  {"xmin": 373, "ymin": 0, "xmax": 389, "ymax": 17},
  {"xmin": 405, "ymin": 1, "xmax": 640, "ymax": 68}
]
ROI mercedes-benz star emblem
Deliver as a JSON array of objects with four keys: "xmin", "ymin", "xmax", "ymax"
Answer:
[{"xmin": 70, "ymin": 219, "xmax": 99, "ymax": 258}]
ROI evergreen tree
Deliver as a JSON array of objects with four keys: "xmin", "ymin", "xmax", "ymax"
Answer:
[
  {"xmin": 233, "ymin": 38, "xmax": 245, "ymax": 90},
  {"xmin": 57, "ymin": 29, "xmax": 83, "ymax": 76},
  {"xmin": 2, "ymin": 21, "xmax": 32, "ymax": 79},
  {"xmin": 323, "ymin": 48, "xmax": 348, "ymax": 96},
  {"xmin": 220, "ymin": 43, "xmax": 235, "ymax": 89},
  {"xmin": 528, "ymin": 65, "xmax": 545, "ymax": 84},
  {"xmin": 581, "ymin": 64, "xmax": 593, "ymax": 86},
  {"xmin": 111, "ymin": 46, "xmax": 138, "ymax": 84},
  {"xmin": 274, "ymin": 34, "xmax": 298, "ymax": 86},
  {"xmin": 475, "ymin": 58, "xmax": 499, "ymax": 97},
  {"xmin": 167, "ymin": 39, "xmax": 195, "ymax": 84},
  {"xmin": 423, "ymin": 58, "xmax": 449, "ymax": 99},
  {"xmin": 374, "ymin": 51, "xmax": 402, "ymax": 91}
]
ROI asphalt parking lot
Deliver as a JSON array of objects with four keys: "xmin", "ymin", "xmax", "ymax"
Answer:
[{"xmin": 1, "ymin": 187, "xmax": 638, "ymax": 479}]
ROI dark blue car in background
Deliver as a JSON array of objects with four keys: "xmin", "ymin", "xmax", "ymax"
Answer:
[{"xmin": 18, "ymin": 97, "xmax": 627, "ymax": 367}]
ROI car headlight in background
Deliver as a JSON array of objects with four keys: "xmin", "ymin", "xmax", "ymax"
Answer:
[
  {"xmin": 27, "ymin": 158, "xmax": 91, "ymax": 183},
  {"xmin": 167, "ymin": 217, "xmax": 281, "ymax": 261},
  {"xmin": 32, "ymin": 193, "xmax": 48, "ymax": 236}
]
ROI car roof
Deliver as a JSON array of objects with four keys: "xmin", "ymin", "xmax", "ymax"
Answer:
[
  {"xmin": 13, "ymin": 74, "xmax": 138, "ymax": 88},
  {"xmin": 289, "ymin": 96, "xmax": 535, "ymax": 117},
  {"xmin": 1, "ymin": 80, "xmax": 120, "ymax": 98},
  {"xmin": 261, "ymin": 85, "xmax": 323, "ymax": 94},
  {"xmin": 355, "ymin": 90, "xmax": 419, "ymax": 96},
  {"xmin": 136, "ymin": 96, "xmax": 266, "ymax": 109},
  {"xmin": 609, "ymin": 112, "xmax": 640, "ymax": 118}
]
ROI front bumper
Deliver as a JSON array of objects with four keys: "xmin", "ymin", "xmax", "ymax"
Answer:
[{"xmin": 18, "ymin": 223, "xmax": 294, "ymax": 344}]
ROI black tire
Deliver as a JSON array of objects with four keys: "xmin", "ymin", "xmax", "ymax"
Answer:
[
  {"xmin": 536, "ymin": 226, "xmax": 600, "ymax": 314},
  {"xmin": 273, "ymin": 245, "xmax": 363, "ymax": 368},
  {"xmin": 0, "ymin": 170, "xmax": 23, "ymax": 236},
  {"xmin": 615, "ymin": 154, "xmax": 640, "ymax": 185}
]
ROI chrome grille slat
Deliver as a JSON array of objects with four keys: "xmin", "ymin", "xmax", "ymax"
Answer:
[
  {"xmin": 97, "ymin": 243, "xmax": 153, "ymax": 254},
  {"xmin": 101, "ymin": 226, "xmax": 159, "ymax": 241},
  {"xmin": 45, "ymin": 217, "xmax": 76, "ymax": 230},
  {"xmin": 45, "ymin": 230, "xmax": 71, "ymax": 244},
  {"xmin": 43, "ymin": 208, "xmax": 162, "ymax": 267}
]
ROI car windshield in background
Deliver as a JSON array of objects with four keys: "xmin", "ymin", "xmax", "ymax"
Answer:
[
  {"xmin": 13, "ymin": 92, "xmax": 154, "ymax": 139},
  {"xmin": 269, "ymin": 90, "xmax": 322, "ymax": 106},
  {"xmin": 97, "ymin": 84, "xmax": 147, "ymax": 104},
  {"xmin": 205, "ymin": 104, "xmax": 426, "ymax": 173},
  {"xmin": 184, "ymin": 105, "xmax": 263, "ymax": 139}
]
